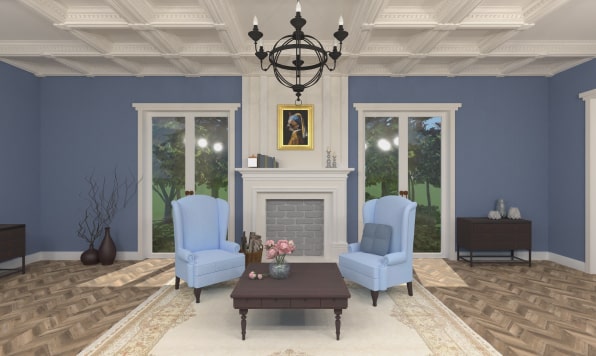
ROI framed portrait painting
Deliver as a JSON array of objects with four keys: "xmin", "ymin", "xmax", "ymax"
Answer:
[{"xmin": 277, "ymin": 104, "xmax": 314, "ymax": 150}]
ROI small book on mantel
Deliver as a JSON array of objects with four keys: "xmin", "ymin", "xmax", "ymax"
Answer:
[
  {"xmin": 257, "ymin": 154, "xmax": 263, "ymax": 167},
  {"xmin": 256, "ymin": 154, "xmax": 278, "ymax": 168}
]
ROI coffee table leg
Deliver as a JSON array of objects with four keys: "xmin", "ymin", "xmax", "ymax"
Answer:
[
  {"xmin": 334, "ymin": 309, "xmax": 342, "ymax": 340},
  {"xmin": 239, "ymin": 309, "xmax": 248, "ymax": 340}
]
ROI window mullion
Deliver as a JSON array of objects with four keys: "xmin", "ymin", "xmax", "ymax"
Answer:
[{"xmin": 185, "ymin": 115, "xmax": 195, "ymax": 192}]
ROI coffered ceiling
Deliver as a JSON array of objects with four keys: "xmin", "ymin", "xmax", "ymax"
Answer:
[{"xmin": 0, "ymin": 0, "xmax": 594, "ymax": 77}]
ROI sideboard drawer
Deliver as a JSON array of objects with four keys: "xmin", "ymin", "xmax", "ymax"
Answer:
[{"xmin": 471, "ymin": 223, "xmax": 531, "ymax": 249}]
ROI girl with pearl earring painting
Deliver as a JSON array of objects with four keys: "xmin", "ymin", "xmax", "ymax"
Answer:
[
  {"xmin": 277, "ymin": 104, "xmax": 313, "ymax": 150},
  {"xmin": 286, "ymin": 112, "xmax": 307, "ymax": 145}
]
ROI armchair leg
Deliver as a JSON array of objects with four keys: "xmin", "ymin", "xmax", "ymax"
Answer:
[
  {"xmin": 370, "ymin": 290, "xmax": 379, "ymax": 307},
  {"xmin": 175, "ymin": 276, "xmax": 180, "ymax": 290},
  {"xmin": 194, "ymin": 288, "xmax": 202, "ymax": 303},
  {"xmin": 407, "ymin": 281, "xmax": 413, "ymax": 296}
]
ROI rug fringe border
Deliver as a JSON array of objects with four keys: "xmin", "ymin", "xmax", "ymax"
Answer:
[{"xmin": 77, "ymin": 279, "xmax": 175, "ymax": 355}]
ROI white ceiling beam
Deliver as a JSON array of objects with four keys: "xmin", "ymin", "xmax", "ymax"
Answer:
[
  {"xmin": 434, "ymin": 0, "xmax": 483, "ymax": 23},
  {"xmin": 134, "ymin": 28, "xmax": 183, "ymax": 54},
  {"xmin": 231, "ymin": 56, "xmax": 251, "ymax": 75},
  {"xmin": 500, "ymin": 57, "xmax": 540, "ymax": 75},
  {"xmin": 48, "ymin": 56, "xmax": 93, "ymax": 76},
  {"xmin": 201, "ymin": 0, "xmax": 244, "ymax": 54},
  {"xmin": 548, "ymin": 57, "xmax": 595, "ymax": 76},
  {"xmin": 63, "ymin": 30, "xmax": 113, "ymax": 54},
  {"xmin": 376, "ymin": 5, "xmax": 435, "ymax": 27},
  {"xmin": 18, "ymin": 0, "xmax": 67, "ymax": 23},
  {"xmin": 0, "ymin": 41, "xmax": 97, "ymax": 56},
  {"xmin": 106, "ymin": 0, "xmax": 155, "ymax": 24},
  {"xmin": 0, "ymin": 58, "xmax": 45, "ymax": 77},
  {"xmin": 449, "ymin": 57, "xmax": 481, "ymax": 75},
  {"xmin": 524, "ymin": 0, "xmax": 573, "ymax": 22},
  {"xmin": 346, "ymin": 0, "xmax": 386, "ymax": 53},
  {"xmin": 338, "ymin": 55, "xmax": 360, "ymax": 75},
  {"xmin": 106, "ymin": 56, "xmax": 142, "ymax": 75},
  {"xmin": 478, "ymin": 29, "xmax": 524, "ymax": 54},
  {"xmin": 164, "ymin": 55, "xmax": 199, "ymax": 76},
  {"xmin": 390, "ymin": 57, "xmax": 423, "ymax": 76},
  {"xmin": 407, "ymin": 29, "xmax": 452, "ymax": 54}
]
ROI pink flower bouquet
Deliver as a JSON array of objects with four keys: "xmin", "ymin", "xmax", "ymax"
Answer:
[{"xmin": 264, "ymin": 239, "xmax": 296, "ymax": 264}]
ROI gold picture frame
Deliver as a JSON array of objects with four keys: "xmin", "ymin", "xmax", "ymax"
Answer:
[{"xmin": 277, "ymin": 104, "xmax": 314, "ymax": 150}]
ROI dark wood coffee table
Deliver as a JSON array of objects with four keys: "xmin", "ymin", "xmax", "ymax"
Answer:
[{"xmin": 230, "ymin": 262, "xmax": 350, "ymax": 340}]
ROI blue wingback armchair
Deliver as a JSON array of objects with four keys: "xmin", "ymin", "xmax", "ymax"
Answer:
[
  {"xmin": 171, "ymin": 195, "xmax": 245, "ymax": 303},
  {"xmin": 338, "ymin": 195, "xmax": 417, "ymax": 306}
]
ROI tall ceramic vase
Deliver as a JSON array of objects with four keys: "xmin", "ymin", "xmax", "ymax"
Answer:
[
  {"xmin": 496, "ymin": 199, "xmax": 507, "ymax": 218},
  {"xmin": 98, "ymin": 227, "xmax": 117, "ymax": 265}
]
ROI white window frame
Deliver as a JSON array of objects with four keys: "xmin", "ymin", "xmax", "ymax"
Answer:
[
  {"xmin": 354, "ymin": 103, "xmax": 461, "ymax": 259},
  {"xmin": 133, "ymin": 103, "xmax": 240, "ymax": 258},
  {"xmin": 580, "ymin": 89, "xmax": 596, "ymax": 274}
]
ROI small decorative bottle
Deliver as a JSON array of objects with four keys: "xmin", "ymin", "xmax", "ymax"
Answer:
[{"xmin": 496, "ymin": 199, "xmax": 507, "ymax": 218}]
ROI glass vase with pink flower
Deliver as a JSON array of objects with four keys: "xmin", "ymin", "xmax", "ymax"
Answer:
[{"xmin": 264, "ymin": 239, "xmax": 296, "ymax": 279}]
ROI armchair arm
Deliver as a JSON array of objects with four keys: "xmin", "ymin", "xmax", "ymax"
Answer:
[
  {"xmin": 383, "ymin": 251, "xmax": 406, "ymax": 266},
  {"xmin": 221, "ymin": 240, "xmax": 241, "ymax": 253},
  {"xmin": 347, "ymin": 242, "xmax": 361, "ymax": 253},
  {"xmin": 176, "ymin": 248, "xmax": 195, "ymax": 263}
]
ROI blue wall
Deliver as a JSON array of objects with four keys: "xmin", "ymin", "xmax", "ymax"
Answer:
[
  {"xmin": 348, "ymin": 77, "xmax": 550, "ymax": 255},
  {"xmin": 2, "ymin": 59, "xmax": 595, "ymax": 262},
  {"xmin": 0, "ymin": 63, "xmax": 41, "ymax": 253},
  {"xmin": 38, "ymin": 76, "xmax": 242, "ymax": 252},
  {"xmin": 548, "ymin": 60, "xmax": 596, "ymax": 261}
]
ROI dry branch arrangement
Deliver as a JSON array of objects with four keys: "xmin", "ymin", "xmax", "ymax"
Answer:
[{"xmin": 77, "ymin": 169, "xmax": 138, "ymax": 246}]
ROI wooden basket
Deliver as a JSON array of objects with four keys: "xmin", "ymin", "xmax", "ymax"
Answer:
[{"xmin": 242, "ymin": 249, "xmax": 263, "ymax": 267}]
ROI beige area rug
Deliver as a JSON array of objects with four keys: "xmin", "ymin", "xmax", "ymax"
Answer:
[{"xmin": 79, "ymin": 279, "xmax": 500, "ymax": 356}]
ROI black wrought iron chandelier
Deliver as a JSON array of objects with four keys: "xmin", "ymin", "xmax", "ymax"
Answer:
[{"xmin": 248, "ymin": 0, "xmax": 348, "ymax": 104}]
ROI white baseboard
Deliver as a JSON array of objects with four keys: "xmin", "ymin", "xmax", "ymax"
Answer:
[
  {"xmin": 1, "ymin": 250, "xmax": 588, "ymax": 273},
  {"xmin": 0, "ymin": 251, "xmax": 145, "ymax": 270},
  {"xmin": 490, "ymin": 250, "xmax": 586, "ymax": 272},
  {"xmin": 445, "ymin": 250, "xmax": 588, "ymax": 273},
  {"xmin": 542, "ymin": 251, "xmax": 586, "ymax": 271}
]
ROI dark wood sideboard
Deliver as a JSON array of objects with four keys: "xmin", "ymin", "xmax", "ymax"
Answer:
[
  {"xmin": 0, "ymin": 224, "xmax": 26, "ymax": 274},
  {"xmin": 456, "ymin": 217, "xmax": 531, "ymax": 267}
]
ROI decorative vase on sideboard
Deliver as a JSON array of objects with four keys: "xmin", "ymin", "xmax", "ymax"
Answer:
[
  {"xmin": 98, "ymin": 227, "xmax": 116, "ymax": 265},
  {"xmin": 80, "ymin": 244, "xmax": 99, "ymax": 265},
  {"xmin": 496, "ymin": 199, "xmax": 507, "ymax": 218}
]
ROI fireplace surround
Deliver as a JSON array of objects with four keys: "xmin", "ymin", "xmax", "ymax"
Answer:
[{"xmin": 236, "ymin": 168, "xmax": 353, "ymax": 261}]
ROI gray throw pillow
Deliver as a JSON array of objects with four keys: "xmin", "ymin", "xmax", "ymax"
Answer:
[{"xmin": 360, "ymin": 223, "xmax": 392, "ymax": 256}]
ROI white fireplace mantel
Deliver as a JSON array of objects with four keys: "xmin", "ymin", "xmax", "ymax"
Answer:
[
  {"xmin": 236, "ymin": 168, "xmax": 354, "ymax": 261},
  {"xmin": 236, "ymin": 168, "xmax": 353, "ymax": 180}
]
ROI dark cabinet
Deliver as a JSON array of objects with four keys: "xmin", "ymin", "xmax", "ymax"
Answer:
[
  {"xmin": 456, "ymin": 218, "xmax": 531, "ymax": 267},
  {"xmin": 0, "ymin": 224, "xmax": 26, "ymax": 274}
]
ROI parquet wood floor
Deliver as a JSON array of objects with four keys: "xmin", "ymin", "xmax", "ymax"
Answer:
[
  {"xmin": 1, "ymin": 259, "xmax": 594, "ymax": 355},
  {"xmin": 0, "ymin": 259, "xmax": 174, "ymax": 356},
  {"xmin": 414, "ymin": 259, "xmax": 596, "ymax": 356}
]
